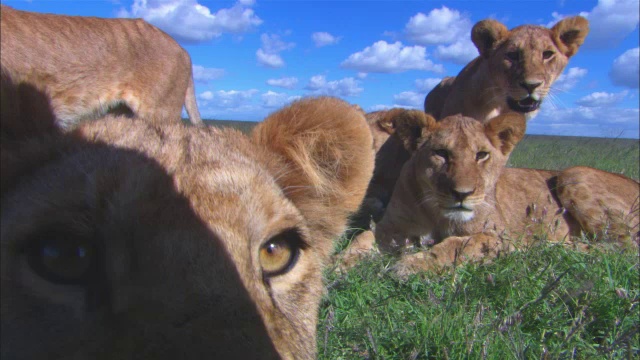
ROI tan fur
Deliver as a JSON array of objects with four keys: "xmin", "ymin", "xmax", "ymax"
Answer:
[
  {"xmin": 1, "ymin": 72, "xmax": 374, "ymax": 359},
  {"xmin": 424, "ymin": 16, "xmax": 589, "ymax": 122},
  {"xmin": 1, "ymin": 5, "xmax": 203, "ymax": 129},
  {"xmin": 375, "ymin": 112, "xmax": 638, "ymax": 274}
]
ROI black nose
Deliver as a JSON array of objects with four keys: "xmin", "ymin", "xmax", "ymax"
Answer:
[
  {"xmin": 451, "ymin": 189, "xmax": 473, "ymax": 202},
  {"xmin": 519, "ymin": 81, "xmax": 542, "ymax": 94}
]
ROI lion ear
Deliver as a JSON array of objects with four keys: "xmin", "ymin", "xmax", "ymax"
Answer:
[
  {"xmin": 471, "ymin": 19, "xmax": 509, "ymax": 58},
  {"xmin": 251, "ymin": 97, "xmax": 374, "ymax": 247},
  {"xmin": 392, "ymin": 110, "xmax": 436, "ymax": 153},
  {"xmin": 551, "ymin": 16, "xmax": 589, "ymax": 57},
  {"xmin": 484, "ymin": 112, "xmax": 526, "ymax": 155}
]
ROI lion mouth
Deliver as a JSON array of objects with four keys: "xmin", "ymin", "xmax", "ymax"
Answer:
[{"xmin": 507, "ymin": 97, "xmax": 541, "ymax": 113}]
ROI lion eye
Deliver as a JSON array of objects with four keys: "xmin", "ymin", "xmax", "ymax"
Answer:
[
  {"xmin": 27, "ymin": 235, "xmax": 96, "ymax": 285},
  {"xmin": 543, "ymin": 50, "xmax": 555, "ymax": 60},
  {"xmin": 260, "ymin": 229, "xmax": 302, "ymax": 278},
  {"xmin": 476, "ymin": 151, "xmax": 490, "ymax": 162},
  {"xmin": 505, "ymin": 51, "xmax": 520, "ymax": 62},
  {"xmin": 433, "ymin": 149, "xmax": 449, "ymax": 161}
]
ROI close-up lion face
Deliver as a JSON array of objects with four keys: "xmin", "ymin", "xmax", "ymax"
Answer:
[
  {"xmin": 1, "ymin": 75, "xmax": 374, "ymax": 359},
  {"xmin": 472, "ymin": 16, "xmax": 589, "ymax": 118},
  {"xmin": 403, "ymin": 113, "xmax": 525, "ymax": 223}
]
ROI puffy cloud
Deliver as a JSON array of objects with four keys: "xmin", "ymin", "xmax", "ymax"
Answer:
[
  {"xmin": 415, "ymin": 78, "xmax": 443, "ymax": 93},
  {"xmin": 118, "ymin": 0, "xmax": 262, "ymax": 43},
  {"xmin": 341, "ymin": 41, "xmax": 444, "ymax": 73},
  {"xmin": 434, "ymin": 38, "xmax": 478, "ymax": 64},
  {"xmin": 256, "ymin": 33, "xmax": 295, "ymax": 68},
  {"xmin": 404, "ymin": 6, "xmax": 472, "ymax": 46},
  {"xmin": 553, "ymin": 67, "xmax": 588, "ymax": 91},
  {"xmin": 575, "ymin": 91, "xmax": 629, "ymax": 107},
  {"xmin": 549, "ymin": 0, "xmax": 639, "ymax": 49},
  {"xmin": 198, "ymin": 89, "xmax": 258, "ymax": 108},
  {"xmin": 261, "ymin": 91, "xmax": 301, "ymax": 108},
  {"xmin": 393, "ymin": 91, "xmax": 424, "ymax": 108},
  {"xmin": 304, "ymin": 75, "xmax": 363, "ymax": 97},
  {"xmin": 192, "ymin": 65, "xmax": 225, "ymax": 82},
  {"xmin": 609, "ymin": 47, "xmax": 639, "ymax": 89},
  {"xmin": 530, "ymin": 104, "xmax": 639, "ymax": 138},
  {"xmin": 266, "ymin": 77, "xmax": 298, "ymax": 89},
  {"xmin": 311, "ymin": 32, "xmax": 341, "ymax": 47}
]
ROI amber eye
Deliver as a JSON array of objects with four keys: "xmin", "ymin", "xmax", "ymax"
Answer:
[
  {"xmin": 27, "ymin": 235, "xmax": 96, "ymax": 285},
  {"xmin": 260, "ymin": 229, "xmax": 302, "ymax": 278},
  {"xmin": 433, "ymin": 149, "xmax": 449, "ymax": 160},
  {"xmin": 543, "ymin": 50, "xmax": 555, "ymax": 60},
  {"xmin": 505, "ymin": 51, "xmax": 520, "ymax": 62},
  {"xmin": 476, "ymin": 151, "xmax": 490, "ymax": 162}
]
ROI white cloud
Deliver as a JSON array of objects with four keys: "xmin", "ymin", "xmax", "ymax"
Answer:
[
  {"xmin": 563, "ymin": 0, "xmax": 640, "ymax": 49},
  {"xmin": 393, "ymin": 91, "xmax": 424, "ymax": 108},
  {"xmin": 415, "ymin": 78, "xmax": 443, "ymax": 93},
  {"xmin": 256, "ymin": 33, "xmax": 295, "ymax": 68},
  {"xmin": 434, "ymin": 38, "xmax": 478, "ymax": 64},
  {"xmin": 198, "ymin": 89, "xmax": 258, "ymax": 108},
  {"xmin": 554, "ymin": 67, "xmax": 588, "ymax": 92},
  {"xmin": 311, "ymin": 32, "xmax": 341, "ymax": 47},
  {"xmin": 404, "ymin": 6, "xmax": 472, "ymax": 46},
  {"xmin": 575, "ymin": 91, "xmax": 628, "ymax": 107},
  {"xmin": 357, "ymin": 72, "xmax": 368, "ymax": 79},
  {"xmin": 118, "ymin": 0, "xmax": 262, "ymax": 43},
  {"xmin": 261, "ymin": 91, "xmax": 301, "ymax": 108},
  {"xmin": 266, "ymin": 77, "xmax": 298, "ymax": 89},
  {"xmin": 341, "ymin": 41, "xmax": 444, "ymax": 74},
  {"xmin": 610, "ymin": 47, "xmax": 639, "ymax": 89},
  {"xmin": 530, "ymin": 104, "xmax": 640, "ymax": 138},
  {"xmin": 304, "ymin": 75, "xmax": 363, "ymax": 97},
  {"xmin": 192, "ymin": 65, "xmax": 225, "ymax": 82}
]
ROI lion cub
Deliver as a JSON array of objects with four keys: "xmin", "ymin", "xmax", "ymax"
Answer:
[
  {"xmin": 1, "ymin": 5, "xmax": 202, "ymax": 128},
  {"xmin": 424, "ymin": 16, "xmax": 589, "ymax": 122},
  {"xmin": 1, "ymin": 73, "xmax": 374, "ymax": 359},
  {"xmin": 375, "ymin": 111, "xmax": 638, "ymax": 272}
]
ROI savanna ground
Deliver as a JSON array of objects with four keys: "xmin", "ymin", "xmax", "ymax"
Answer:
[{"xmin": 205, "ymin": 119, "xmax": 639, "ymax": 359}]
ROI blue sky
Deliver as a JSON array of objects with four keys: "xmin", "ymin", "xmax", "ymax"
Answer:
[{"xmin": 5, "ymin": 0, "xmax": 639, "ymax": 138}]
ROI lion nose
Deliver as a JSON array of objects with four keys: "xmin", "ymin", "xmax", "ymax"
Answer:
[
  {"xmin": 451, "ymin": 188, "xmax": 474, "ymax": 202},
  {"xmin": 519, "ymin": 81, "xmax": 542, "ymax": 94}
]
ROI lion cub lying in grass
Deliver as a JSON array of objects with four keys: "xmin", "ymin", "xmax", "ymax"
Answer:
[
  {"xmin": 1, "ymin": 73, "xmax": 374, "ymax": 359},
  {"xmin": 374, "ymin": 110, "xmax": 638, "ymax": 275}
]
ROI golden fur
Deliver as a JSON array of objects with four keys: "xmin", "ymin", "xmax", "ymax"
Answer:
[
  {"xmin": 374, "ymin": 112, "xmax": 639, "ymax": 274},
  {"xmin": 1, "ymin": 72, "xmax": 374, "ymax": 359},
  {"xmin": 424, "ymin": 16, "xmax": 589, "ymax": 121},
  {"xmin": 1, "ymin": 5, "xmax": 202, "ymax": 129}
]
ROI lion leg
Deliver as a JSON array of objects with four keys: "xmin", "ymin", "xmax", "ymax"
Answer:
[
  {"xmin": 335, "ymin": 230, "xmax": 378, "ymax": 273},
  {"xmin": 556, "ymin": 167, "xmax": 640, "ymax": 247},
  {"xmin": 392, "ymin": 234, "xmax": 513, "ymax": 278}
]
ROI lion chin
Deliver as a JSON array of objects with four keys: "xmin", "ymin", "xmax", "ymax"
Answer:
[{"xmin": 442, "ymin": 207, "xmax": 475, "ymax": 222}]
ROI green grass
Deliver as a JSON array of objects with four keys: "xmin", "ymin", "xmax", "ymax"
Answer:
[
  {"xmin": 203, "ymin": 119, "xmax": 639, "ymax": 358},
  {"xmin": 319, "ymin": 241, "xmax": 639, "ymax": 359},
  {"xmin": 509, "ymin": 135, "xmax": 639, "ymax": 180}
]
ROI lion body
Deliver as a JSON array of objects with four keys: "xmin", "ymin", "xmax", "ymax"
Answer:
[
  {"xmin": 375, "ymin": 113, "xmax": 638, "ymax": 272},
  {"xmin": 424, "ymin": 16, "xmax": 589, "ymax": 122},
  {"xmin": 0, "ymin": 5, "xmax": 202, "ymax": 129},
  {"xmin": 1, "ymin": 71, "xmax": 374, "ymax": 359}
]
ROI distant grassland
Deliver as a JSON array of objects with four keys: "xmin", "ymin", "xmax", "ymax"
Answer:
[{"xmin": 202, "ymin": 119, "xmax": 640, "ymax": 180}]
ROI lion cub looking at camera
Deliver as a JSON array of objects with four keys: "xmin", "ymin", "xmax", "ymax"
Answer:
[
  {"xmin": 1, "ymin": 5, "xmax": 202, "ymax": 128},
  {"xmin": 375, "ymin": 111, "xmax": 638, "ymax": 273},
  {"xmin": 424, "ymin": 16, "xmax": 589, "ymax": 121},
  {"xmin": 1, "ymin": 72, "xmax": 374, "ymax": 359}
]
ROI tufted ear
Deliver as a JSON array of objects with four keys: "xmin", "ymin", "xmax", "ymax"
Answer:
[
  {"xmin": 252, "ymin": 97, "xmax": 375, "ymax": 246},
  {"xmin": 471, "ymin": 19, "xmax": 509, "ymax": 58},
  {"xmin": 392, "ymin": 110, "xmax": 437, "ymax": 153},
  {"xmin": 372, "ymin": 108, "xmax": 406, "ymax": 135},
  {"xmin": 484, "ymin": 112, "xmax": 526, "ymax": 156},
  {"xmin": 551, "ymin": 16, "xmax": 589, "ymax": 57}
]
